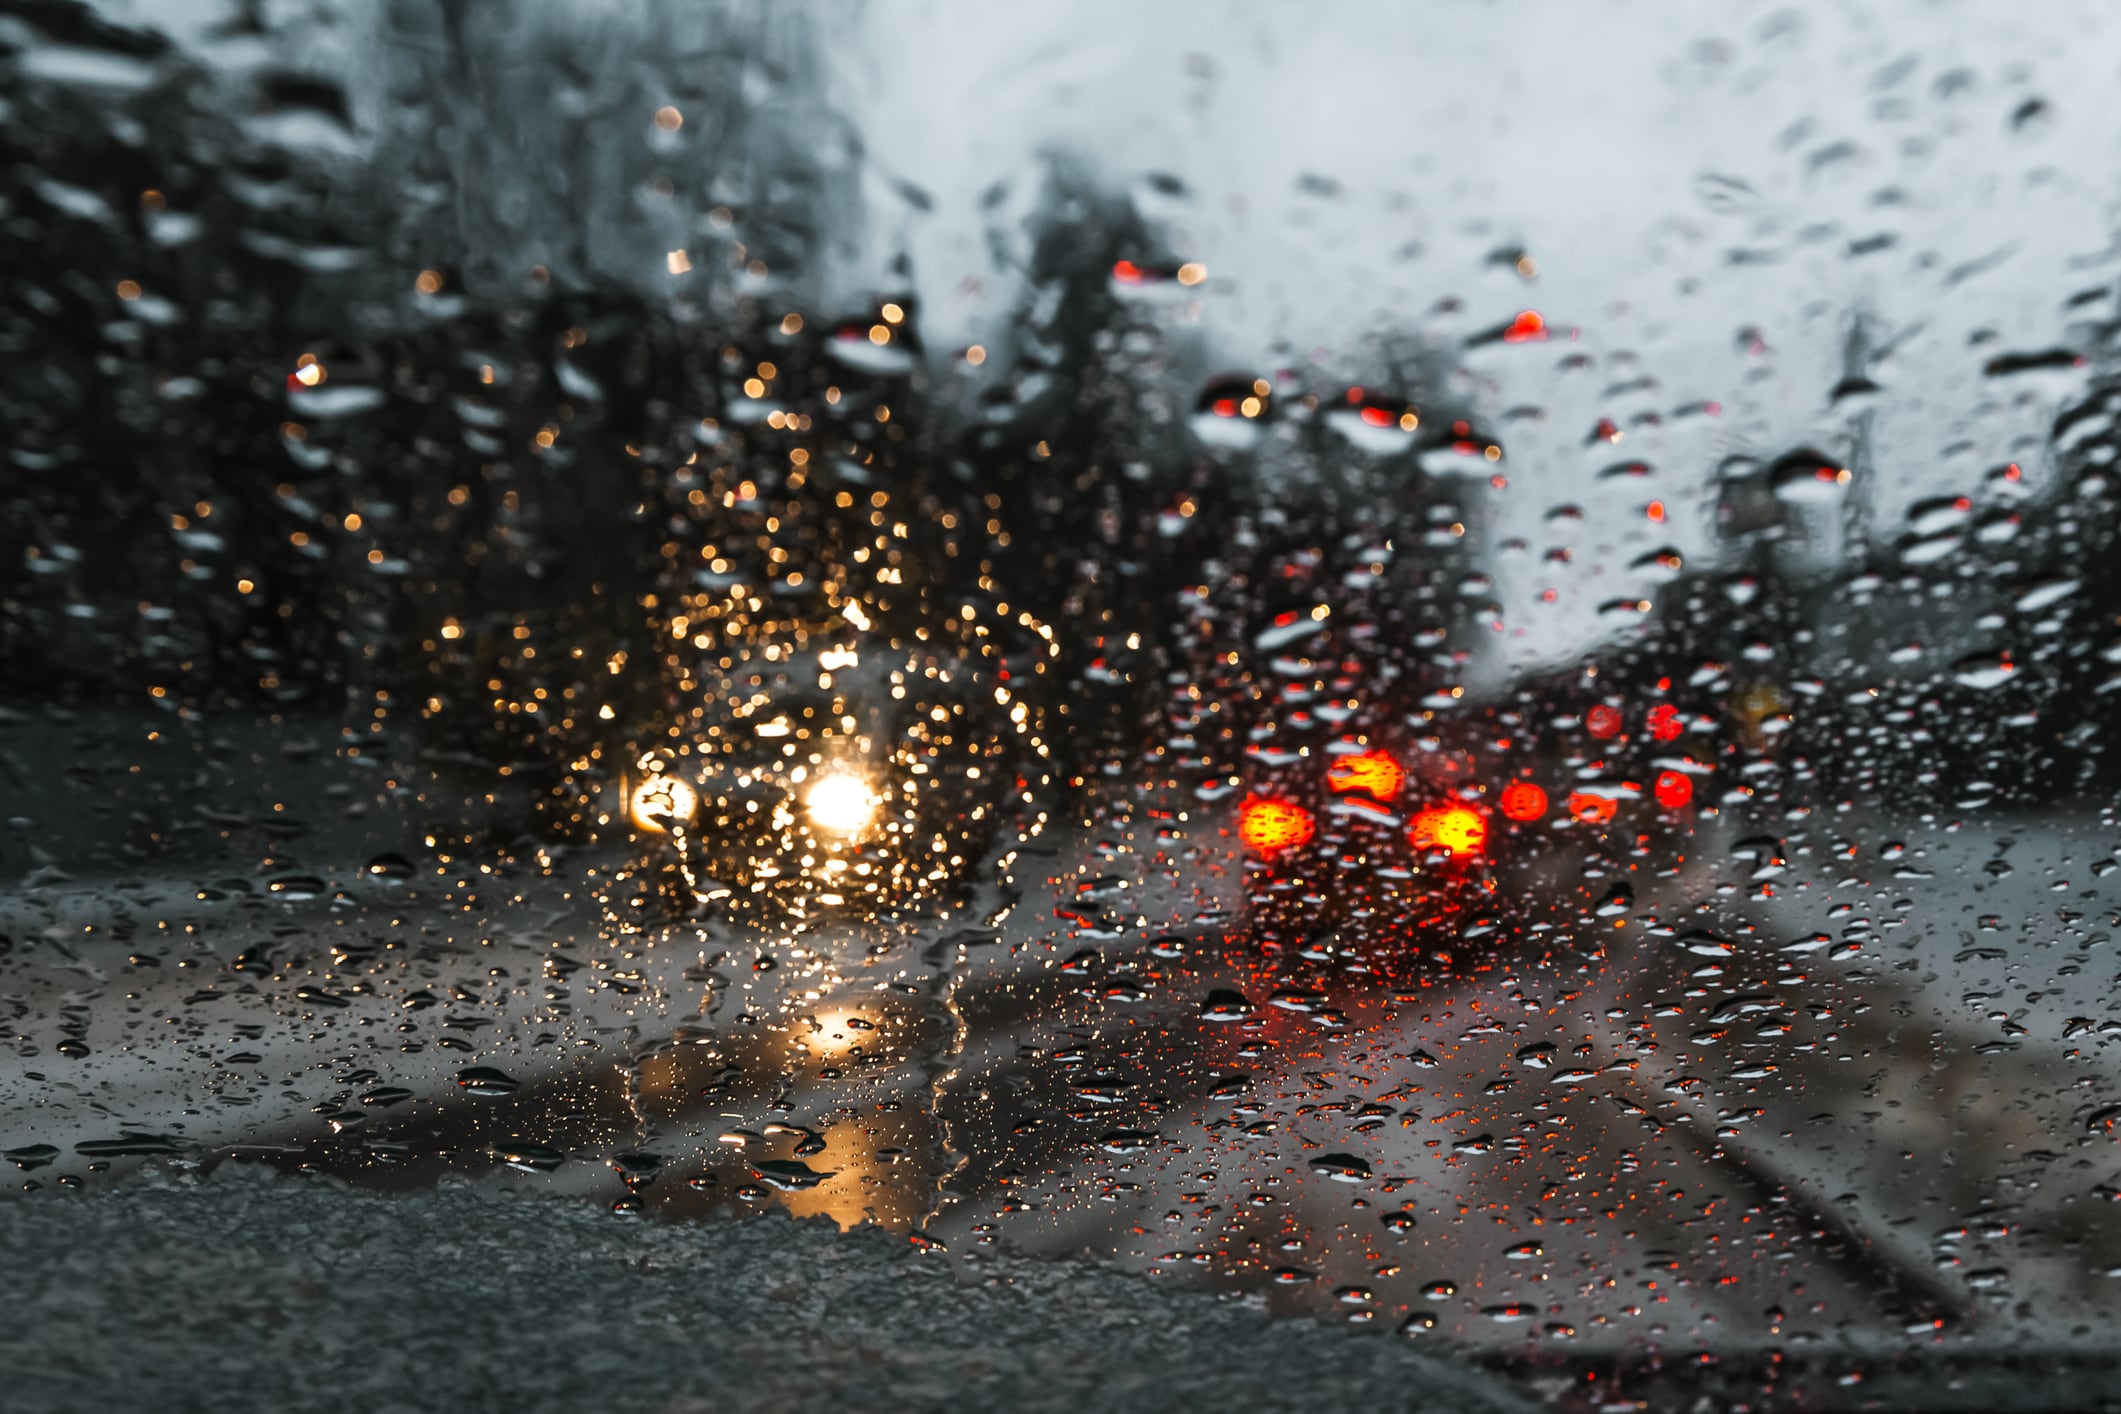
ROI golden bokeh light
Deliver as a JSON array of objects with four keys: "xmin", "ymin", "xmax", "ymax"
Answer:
[
  {"xmin": 629, "ymin": 773, "xmax": 698, "ymax": 833},
  {"xmin": 805, "ymin": 771, "xmax": 877, "ymax": 838}
]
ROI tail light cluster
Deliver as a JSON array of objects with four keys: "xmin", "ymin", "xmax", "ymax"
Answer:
[{"xmin": 1237, "ymin": 712, "xmax": 1699, "ymax": 860}]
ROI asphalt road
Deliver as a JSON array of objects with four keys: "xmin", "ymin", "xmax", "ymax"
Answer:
[
  {"xmin": 7, "ymin": 726, "xmax": 2120, "ymax": 1409},
  {"xmin": 0, "ymin": 1174, "xmax": 1549, "ymax": 1414}
]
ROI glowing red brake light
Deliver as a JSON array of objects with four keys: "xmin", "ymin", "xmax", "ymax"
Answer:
[
  {"xmin": 1409, "ymin": 803, "xmax": 1487, "ymax": 858},
  {"xmin": 1498, "ymin": 781, "xmax": 1548, "ymax": 821},
  {"xmin": 1654, "ymin": 771, "xmax": 1693, "ymax": 809},
  {"xmin": 1327, "ymin": 749, "xmax": 1405, "ymax": 801},
  {"xmin": 1240, "ymin": 797, "xmax": 1315, "ymax": 854}
]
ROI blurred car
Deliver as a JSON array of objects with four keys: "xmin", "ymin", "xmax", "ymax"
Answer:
[{"xmin": 624, "ymin": 593, "xmax": 1056, "ymax": 919}]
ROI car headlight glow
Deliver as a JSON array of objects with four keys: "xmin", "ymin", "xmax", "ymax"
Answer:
[
  {"xmin": 805, "ymin": 770, "xmax": 878, "ymax": 839},
  {"xmin": 629, "ymin": 773, "xmax": 698, "ymax": 834}
]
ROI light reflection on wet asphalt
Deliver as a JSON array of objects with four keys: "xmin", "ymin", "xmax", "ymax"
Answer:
[{"xmin": 7, "ymin": 738, "xmax": 2118, "ymax": 1382}]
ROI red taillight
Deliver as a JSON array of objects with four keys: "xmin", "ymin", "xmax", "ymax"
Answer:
[
  {"xmin": 1327, "ymin": 748, "xmax": 1405, "ymax": 801},
  {"xmin": 1499, "ymin": 781, "xmax": 1548, "ymax": 821},
  {"xmin": 1409, "ymin": 803, "xmax": 1487, "ymax": 858},
  {"xmin": 1586, "ymin": 704, "xmax": 1623, "ymax": 740},
  {"xmin": 1654, "ymin": 771, "xmax": 1693, "ymax": 809},
  {"xmin": 1502, "ymin": 309, "xmax": 1546, "ymax": 344},
  {"xmin": 1111, "ymin": 259, "xmax": 1145, "ymax": 285},
  {"xmin": 1646, "ymin": 703, "xmax": 1682, "ymax": 741},
  {"xmin": 1240, "ymin": 797, "xmax": 1315, "ymax": 854},
  {"xmin": 1567, "ymin": 791, "xmax": 1618, "ymax": 824}
]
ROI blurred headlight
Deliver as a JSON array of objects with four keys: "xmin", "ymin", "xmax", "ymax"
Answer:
[
  {"xmin": 630, "ymin": 773, "xmax": 698, "ymax": 834},
  {"xmin": 804, "ymin": 771, "xmax": 877, "ymax": 839}
]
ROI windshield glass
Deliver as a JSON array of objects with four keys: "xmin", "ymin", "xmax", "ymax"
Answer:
[{"xmin": 5, "ymin": 4, "xmax": 2120, "ymax": 1410}]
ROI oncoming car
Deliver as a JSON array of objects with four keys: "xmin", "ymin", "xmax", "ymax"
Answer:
[{"xmin": 619, "ymin": 598, "xmax": 1058, "ymax": 920}]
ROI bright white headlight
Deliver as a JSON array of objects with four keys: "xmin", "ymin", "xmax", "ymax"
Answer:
[{"xmin": 804, "ymin": 771, "xmax": 877, "ymax": 838}]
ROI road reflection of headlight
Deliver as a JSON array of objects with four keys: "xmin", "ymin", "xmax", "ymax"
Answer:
[
  {"xmin": 805, "ymin": 771, "xmax": 877, "ymax": 838},
  {"xmin": 629, "ymin": 773, "xmax": 698, "ymax": 834}
]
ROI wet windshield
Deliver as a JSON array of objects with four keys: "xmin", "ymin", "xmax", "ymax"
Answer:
[{"xmin": 6, "ymin": 3, "xmax": 2121, "ymax": 1410}]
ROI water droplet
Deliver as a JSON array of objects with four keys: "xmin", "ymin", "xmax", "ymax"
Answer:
[
  {"xmin": 455, "ymin": 1067, "xmax": 520, "ymax": 1097},
  {"xmin": 751, "ymin": 1159, "xmax": 835, "ymax": 1191},
  {"xmin": 1309, "ymin": 1153, "xmax": 1372, "ymax": 1183},
  {"xmin": 490, "ymin": 1141, "xmax": 565, "ymax": 1173}
]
